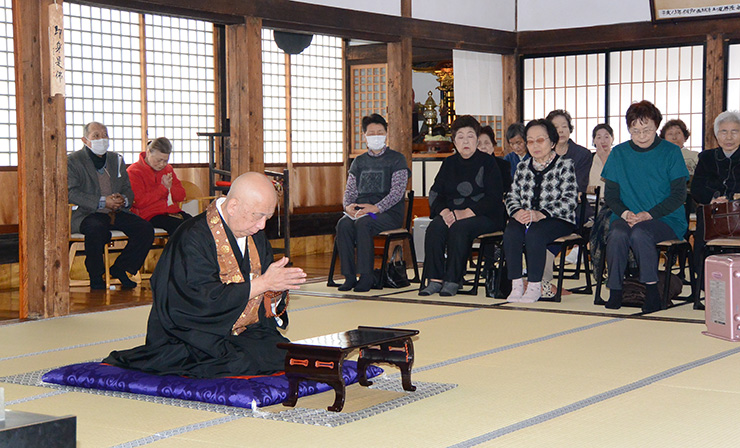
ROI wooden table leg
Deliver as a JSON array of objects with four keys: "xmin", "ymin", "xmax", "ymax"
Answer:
[
  {"xmin": 357, "ymin": 337, "xmax": 416, "ymax": 391},
  {"xmin": 281, "ymin": 347, "xmax": 348, "ymax": 412},
  {"xmin": 282, "ymin": 375, "xmax": 299, "ymax": 408},
  {"xmin": 327, "ymin": 380, "xmax": 346, "ymax": 412}
]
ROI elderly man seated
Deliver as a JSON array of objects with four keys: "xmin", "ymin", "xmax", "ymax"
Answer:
[
  {"xmin": 68, "ymin": 121, "xmax": 155, "ymax": 289},
  {"xmin": 104, "ymin": 173, "xmax": 307, "ymax": 378}
]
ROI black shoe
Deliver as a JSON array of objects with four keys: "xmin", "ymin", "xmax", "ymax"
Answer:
[
  {"xmin": 90, "ymin": 276, "xmax": 106, "ymax": 290},
  {"xmin": 353, "ymin": 275, "xmax": 374, "ymax": 293},
  {"xmin": 642, "ymin": 284, "xmax": 662, "ymax": 313},
  {"xmin": 338, "ymin": 278, "xmax": 357, "ymax": 291},
  {"xmin": 605, "ymin": 289, "xmax": 623, "ymax": 310},
  {"xmin": 110, "ymin": 266, "xmax": 137, "ymax": 289}
]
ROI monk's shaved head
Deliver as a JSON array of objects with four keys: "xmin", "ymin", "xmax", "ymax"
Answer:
[
  {"xmin": 226, "ymin": 172, "xmax": 277, "ymax": 206},
  {"xmin": 223, "ymin": 172, "xmax": 277, "ymax": 238}
]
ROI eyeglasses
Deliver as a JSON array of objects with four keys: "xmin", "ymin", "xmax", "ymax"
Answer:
[
  {"xmin": 526, "ymin": 137, "xmax": 549, "ymax": 146},
  {"xmin": 629, "ymin": 127, "xmax": 656, "ymax": 137}
]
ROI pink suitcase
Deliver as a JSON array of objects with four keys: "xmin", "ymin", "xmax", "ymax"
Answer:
[{"xmin": 703, "ymin": 254, "xmax": 740, "ymax": 342}]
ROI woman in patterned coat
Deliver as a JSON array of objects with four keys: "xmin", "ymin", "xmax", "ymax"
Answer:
[{"xmin": 503, "ymin": 119, "xmax": 578, "ymax": 303}]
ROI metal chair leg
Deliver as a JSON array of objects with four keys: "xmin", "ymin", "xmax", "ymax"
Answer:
[
  {"xmin": 546, "ymin": 247, "xmax": 567, "ymax": 303},
  {"xmin": 407, "ymin": 235, "xmax": 420, "ymax": 283},
  {"xmin": 593, "ymin": 251, "xmax": 607, "ymax": 305},
  {"xmin": 662, "ymin": 248, "xmax": 677, "ymax": 309},
  {"xmin": 326, "ymin": 240, "xmax": 340, "ymax": 287}
]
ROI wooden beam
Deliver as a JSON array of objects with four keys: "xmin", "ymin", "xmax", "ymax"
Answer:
[
  {"xmin": 502, "ymin": 52, "xmax": 521, "ymax": 153},
  {"xmin": 347, "ymin": 43, "xmax": 452, "ymax": 65},
  {"xmin": 139, "ymin": 13, "xmax": 149, "ymax": 151},
  {"xmin": 13, "ymin": 0, "xmax": 69, "ymax": 318},
  {"xmin": 518, "ymin": 18, "xmax": 740, "ymax": 56},
  {"xmin": 226, "ymin": 17, "xmax": 264, "ymax": 176},
  {"xmin": 705, "ymin": 33, "xmax": 726, "ymax": 150},
  {"xmin": 80, "ymin": 0, "xmax": 516, "ymax": 53},
  {"xmin": 401, "ymin": 0, "xmax": 411, "ymax": 18},
  {"xmin": 342, "ymin": 39, "xmax": 351, "ymax": 177},
  {"xmin": 387, "ymin": 37, "xmax": 413, "ymax": 171}
]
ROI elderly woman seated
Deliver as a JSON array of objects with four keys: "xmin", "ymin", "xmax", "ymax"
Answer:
[
  {"xmin": 127, "ymin": 137, "xmax": 192, "ymax": 235},
  {"xmin": 503, "ymin": 119, "xmax": 578, "ymax": 303},
  {"xmin": 602, "ymin": 100, "xmax": 689, "ymax": 313},
  {"xmin": 478, "ymin": 125, "xmax": 513, "ymax": 192},
  {"xmin": 661, "ymin": 118, "xmax": 698, "ymax": 177},
  {"xmin": 691, "ymin": 110, "xmax": 740, "ymax": 288},
  {"xmin": 419, "ymin": 115, "xmax": 506, "ymax": 297},
  {"xmin": 335, "ymin": 113, "xmax": 410, "ymax": 292},
  {"xmin": 503, "ymin": 122, "xmax": 529, "ymax": 178},
  {"xmin": 589, "ymin": 123, "xmax": 614, "ymax": 195}
]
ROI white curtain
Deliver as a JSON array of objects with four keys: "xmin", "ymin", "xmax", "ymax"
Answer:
[{"xmin": 453, "ymin": 50, "xmax": 503, "ymax": 116}]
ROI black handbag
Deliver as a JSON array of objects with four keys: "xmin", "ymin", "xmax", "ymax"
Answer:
[
  {"xmin": 374, "ymin": 246, "xmax": 410, "ymax": 289},
  {"xmin": 484, "ymin": 247, "xmax": 511, "ymax": 298}
]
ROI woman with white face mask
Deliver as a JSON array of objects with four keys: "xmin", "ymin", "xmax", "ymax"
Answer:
[{"xmin": 334, "ymin": 114, "xmax": 410, "ymax": 292}]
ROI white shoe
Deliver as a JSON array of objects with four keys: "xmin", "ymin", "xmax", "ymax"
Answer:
[
  {"xmin": 507, "ymin": 278, "xmax": 524, "ymax": 302},
  {"xmin": 520, "ymin": 281, "xmax": 541, "ymax": 303},
  {"xmin": 565, "ymin": 247, "xmax": 579, "ymax": 265}
]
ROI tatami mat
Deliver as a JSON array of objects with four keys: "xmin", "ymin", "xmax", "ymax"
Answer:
[{"xmin": 1, "ymin": 285, "xmax": 735, "ymax": 448}]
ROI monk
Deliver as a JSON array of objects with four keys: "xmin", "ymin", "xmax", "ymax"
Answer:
[{"xmin": 104, "ymin": 172, "xmax": 306, "ymax": 378}]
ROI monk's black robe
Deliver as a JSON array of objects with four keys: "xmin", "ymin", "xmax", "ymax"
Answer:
[{"xmin": 104, "ymin": 212, "xmax": 289, "ymax": 378}]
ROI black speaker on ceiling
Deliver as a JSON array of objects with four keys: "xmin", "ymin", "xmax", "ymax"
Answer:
[{"xmin": 273, "ymin": 30, "xmax": 314, "ymax": 55}]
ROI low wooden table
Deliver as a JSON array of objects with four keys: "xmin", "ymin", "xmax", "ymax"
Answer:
[{"xmin": 278, "ymin": 326, "xmax": 419, "ymax": 412}]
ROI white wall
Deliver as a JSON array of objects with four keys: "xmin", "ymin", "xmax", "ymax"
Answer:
[
  {"xmin": 518, "ymin": 0, "xmax": 651, "ymax": 31},
  {"xmin": 295, "ymin": 0, "xmax": 654, "ymax": 32},
  {"xmin": 291, "ymin": 0, "xmax": 401, "ymax": 16},
  {"xmin": 413, "ymin": 0, "xmax": 516, "ymax": 31}
]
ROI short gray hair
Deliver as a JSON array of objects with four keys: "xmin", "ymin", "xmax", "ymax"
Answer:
[
  {"xmin": 83, "ymin": 121, "xmax": 106, "ymax": 138},
  {"xmin": 714, "ymin": 111, "xmax": 740, "ymax": 136},
  {"xmin": 147, "ymin": 137, "xmax": 172, "ymax": 154}
]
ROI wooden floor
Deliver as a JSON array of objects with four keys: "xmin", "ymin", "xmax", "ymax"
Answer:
[{"xmin": 0, "ymin": 252, "xmax": 336, "ymax": 323}]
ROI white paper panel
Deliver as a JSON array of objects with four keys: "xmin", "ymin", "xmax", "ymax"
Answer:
[
  {"xmin": 453, "ymin": 50, "xmax": 503, "ymax": 116},
  {"xmin": 518, "ymin": 0, "xmax": 651, "ymax": 31}
]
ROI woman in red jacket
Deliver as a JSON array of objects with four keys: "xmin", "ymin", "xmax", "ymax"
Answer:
[{"xmin": 128, "ymin": 137, "xmax": 192, "ymax": 235}]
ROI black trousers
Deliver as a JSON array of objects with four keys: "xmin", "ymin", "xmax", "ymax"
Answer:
[
  {"xmin": 336, "ymin": 212, "xmax": 402, "ymax": 278},
  {"xmin": 79, "ymin": 211, "xmax": 155, "ymax": 279},
  {"xmin": 424, "ymin": 215, "xmax": 497, "ymax": 283},
  {"xmin": 150, "ymin": 212, "xmax": 193, "ymax": 235},
  {"xmin": 606, "ymin": 218, "xmax": 676, "ymax": 289},
  {"xmin": 503, "ymin": 218, "xmax": 574, "ymax": 282}
]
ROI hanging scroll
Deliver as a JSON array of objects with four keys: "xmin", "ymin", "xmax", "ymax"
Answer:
[{"xmin": 48, "ymin": 3, "xmax": 65, "ymax": 96}]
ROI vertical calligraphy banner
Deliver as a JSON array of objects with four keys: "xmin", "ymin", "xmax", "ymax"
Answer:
[{"xmin": 48, "ymin": 3, "xmax": 65, "ymax": 96}]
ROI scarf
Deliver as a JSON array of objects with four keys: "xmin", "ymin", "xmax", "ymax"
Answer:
[{"xmin": 205, "ymin": 201, "xmax": 287, "ymax": 336}]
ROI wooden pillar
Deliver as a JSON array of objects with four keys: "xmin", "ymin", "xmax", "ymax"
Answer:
[
  {"xmin": 226, "ymin": 17, "xmax": 264, "ymax": 177},
  {"xmin": 13, "ymin": 0, "xmax": 69, "ymax": 318},
  {"xmin": 387, "ymin": 37, "xmax": 413, "ymax": 171},
  {"xmin": 502, "ymin": 52, "xmax": 521, "ymax": 155},
  {"xmin": 705, "ymin": 33, "xmax": 725, "ymax": 151}
]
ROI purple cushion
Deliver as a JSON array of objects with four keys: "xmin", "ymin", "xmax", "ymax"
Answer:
[{"xmin": 42, "ymin": 361, "xmax": 383, "ymax": 408}]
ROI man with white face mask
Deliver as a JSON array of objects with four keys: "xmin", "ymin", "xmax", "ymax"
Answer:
[
  {"xmin": 335, "ymin": 114, "xmax": 410, "ymax": 292},
  {"xmin": 68, "ymin": 121, "xmax": 155, "ymax": 290}
]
